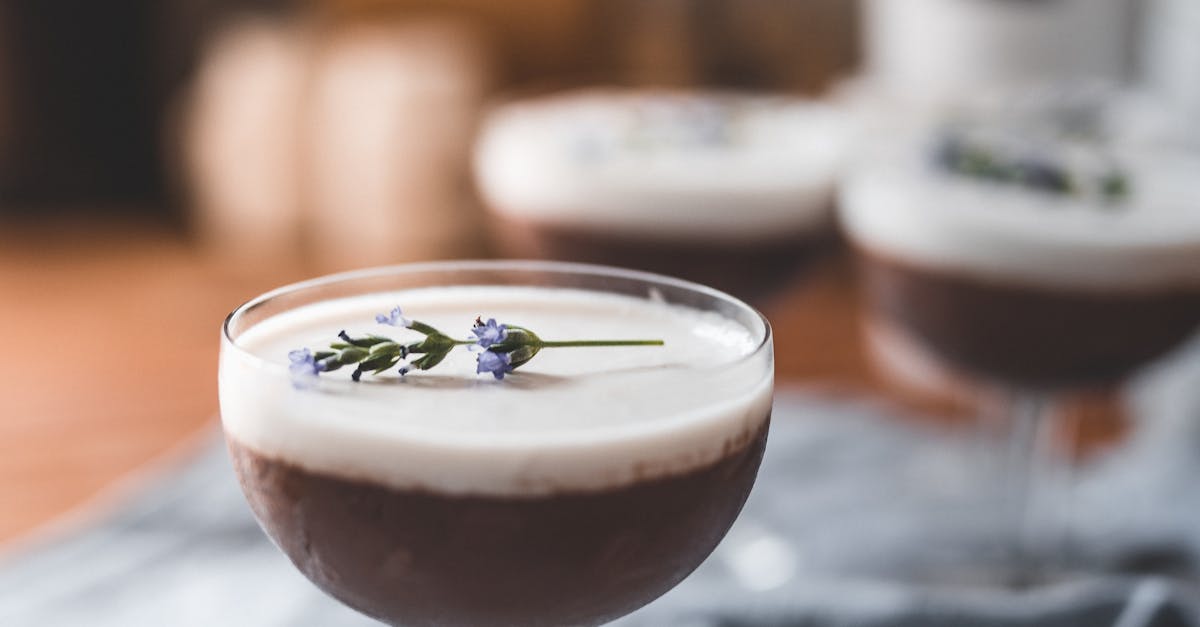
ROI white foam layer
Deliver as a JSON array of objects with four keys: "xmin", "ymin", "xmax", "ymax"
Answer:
[
  {"xmin": 839, "ymin": 142, "xmax": 1200, "ymax": 289},
  {"xmin": 473, "ymin": 89, "xmax": 852, "ymax": 242},
  {"xmin": 220, "ymin": 286, "xmax": 773, "ymax": 496}
]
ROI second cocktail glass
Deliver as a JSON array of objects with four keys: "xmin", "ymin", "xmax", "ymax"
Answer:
[
  {"xmin": 473, "ymin": 88, "xmax": 852, "ymax": 303},
  {"xmin": 840, "ymin": 111, "xmax": 1200, "ymax": 582}
]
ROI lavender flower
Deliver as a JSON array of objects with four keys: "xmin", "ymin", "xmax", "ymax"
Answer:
[
  {"xmin": 469, "ymin": 317, "xmax": 508, "ymax": 351},
  {"xmin": 291, "ymin": 307, "xmax": 662, "ymax": 386},
  {"xmin": 932, "ymin": 130, "xmax": 1126, "ymax": 202},
  {"xmin": 288, "ymin": 348, "xmax": 323, "ymax": 389},
  {"xmin": 476, "ymin": 350, "xmax": 514, "ymax": 380},
  {"xmin": 375, "ymin": 306, "xmax": 411, "ymax": 328}
]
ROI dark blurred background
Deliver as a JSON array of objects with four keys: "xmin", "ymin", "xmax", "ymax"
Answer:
[{"xmin": 0, "ymin": 0, "xmax": 856, "ymax": 221}]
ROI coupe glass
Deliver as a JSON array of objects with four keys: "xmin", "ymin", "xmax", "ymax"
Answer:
[
  {"xmin": 852, "ymin": 248, "xmax": 1200, "ymax": 582},
  {"xmin": 219, "ymin": 260, "xmax": 774, "ymax": 626},
  {"xmin": 840, "ymin": 89, "xmax": 1200, "ymax": 582},
  {"xmin": 472, "ymin": 89, "xmax": 847, "ymax": 304}
]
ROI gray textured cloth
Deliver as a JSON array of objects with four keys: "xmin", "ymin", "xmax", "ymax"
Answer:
[{"xmin": 2, "ymin": 385, "xmax": 1200, "ymax": 627}]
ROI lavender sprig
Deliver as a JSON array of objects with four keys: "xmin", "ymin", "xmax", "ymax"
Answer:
[
  {"xmin": 289, "ymin": 306, "xmax": 664, "ymax": 387},
  {"xmin": 934, "ymin": 133, "xmax": 1130, "ymax": 203}
]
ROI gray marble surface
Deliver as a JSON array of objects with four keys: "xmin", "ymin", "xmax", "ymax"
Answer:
[{"xmin": 2, "ymin": 372, "xmax": 1200, "ymax": 627}]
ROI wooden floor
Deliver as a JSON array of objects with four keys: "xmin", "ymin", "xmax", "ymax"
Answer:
[{"xmin": 0, "ymin": 220, "xmax": 1123, "ymax": 544}]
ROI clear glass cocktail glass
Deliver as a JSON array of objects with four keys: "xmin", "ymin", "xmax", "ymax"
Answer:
[
  {"xmin": 847, "ymin": 234, "xmax": 1200, "ymax": 583},
  {"xmin": 219, "ymin": 260, "xmax": 774, "ymax": 626},
  {"xmin": 839, "ymin": 91, "xmax": 1200, "ymax": 582}
]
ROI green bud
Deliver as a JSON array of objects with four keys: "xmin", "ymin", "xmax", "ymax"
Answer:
[
  {"xmin": 317, "ymin": 357, "xmax": 343, "ymax": 372},
  {"xmin": 358, "ymin": 354, "xmax": 400, "ymax": 374},
  {"xmin": 408, "ymin": 321, "xmax": 444, "ymax": 337},
  {"xmin": 1100, "ymin": 172, "xmax": 1129, "ymax": 201},
  {"xmin": 507, "ymin": 345, "xmax": 541, "ymax": 369},
  {"xmin": 961, "ymin": 149, "xmax": 994, "ymax": 176},
  {"xmin": 368, "ymin": 342, "xmax": 402, "ymax": 358},
  {"xmin": 483, "ymin": 325, "xmax": 543, "ymax": 369},
  {"xmin": 339, "ymin": 347, "xmax": 369, "ymax": 364},
  {"xmin": 490, "ymin": 326, "xmax": 541, "ymax": 353},
  {"xmin": 411, "ymin": 350, "xmax": 449, "ymax": 370},
  {"xmin": 507, "ymin": 326, "xmax": 541, "ymax": 343},
  {"xmin": 373, "ymin": 361, "xmax": 403, "ymax": 375},
  {"xmin": 414, "ymin": 332, "xmax": 457, "ymax": 355},
  {"xmin": 341, "ymin": 334, "xmax": 392, "ymax": 348}
]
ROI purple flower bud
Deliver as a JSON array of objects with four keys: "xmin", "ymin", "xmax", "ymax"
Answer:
[
  {"xmin": 470, "ymin": 318, "xmax": 507, "ymax": 350},
  {"xmin": 288, "ymin": 348, "xmax": 321, "ymax": 389},
  {"xmin": 476, "ymin": 350, "xmax": 513, "ymax": 380},
  {"xmin": 375, "ymin": 306, "xmax": 412, "ymax": 328}
]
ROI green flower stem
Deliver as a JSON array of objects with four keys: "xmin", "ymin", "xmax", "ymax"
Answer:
[
  {"xmin": 450, "ymin": 339, "xmax": 664, "ymax": 348},
  {"xmin": 536, "ymin": 340, "xmax": 665, "ymax": 348},
  {"xmin": 303, "ymin": 318, "xmax": 665, "ymax": 385}
]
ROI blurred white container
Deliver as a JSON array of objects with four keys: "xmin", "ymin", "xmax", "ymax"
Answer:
[
  {"xmin": 1142, "ymin": 0, "xmax": 1200, "ymax": 119},
  {"xmin": 305, "ymin": 19, "xmax": 491, "ymax": 272},
  {"xmin": 861, "ymin": 0, "xmax": 1135, "ymax": 108},
  {"xmin": 183, "ymin": 15, "xmax": 491, "ymax": 275},
  {"xmin": 184, "ymin": 18, "xmax": 309, "ymax": 271}
]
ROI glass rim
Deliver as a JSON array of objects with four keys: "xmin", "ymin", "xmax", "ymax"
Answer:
[{"xmin": 222, "ymin": 259, "xmax": 773, "ymax": 373}]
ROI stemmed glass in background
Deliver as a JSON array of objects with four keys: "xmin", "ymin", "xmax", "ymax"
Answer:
[
  {"xmin": 472, "ymin": 88, "xmax": 853, "ymax": 304},
  {"xmin": 840, "ymin": 97, "xmax": 1200, "ymax": 581}
]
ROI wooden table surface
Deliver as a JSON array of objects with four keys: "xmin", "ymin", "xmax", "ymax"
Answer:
[{"xmin": 0, "ymin": 220, "xmax": 1120, "ymax": 546}]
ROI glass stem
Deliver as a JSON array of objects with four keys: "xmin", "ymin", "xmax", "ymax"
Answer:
[{"xmin": 998, "ymin": 389, "xmax": 1058, "ymax": 585}]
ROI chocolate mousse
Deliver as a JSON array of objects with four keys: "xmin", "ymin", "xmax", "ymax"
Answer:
[
  {"xmin": 858, "ymin": 250, "xmax": 1200, "ymax": 388},
  {"xmin": 227, "ymin": 421, "xmax": 767, "ymax": 627},
  {"xmin": 473, "ymin": 89, "xmax": 852, "ymax": 300},
  {"xmin": 489, "ymin": 216, "xmax": 828, "ymax": 302}
]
